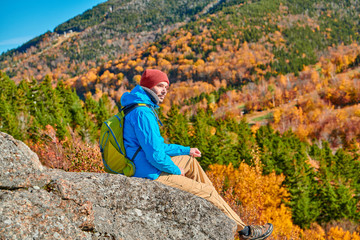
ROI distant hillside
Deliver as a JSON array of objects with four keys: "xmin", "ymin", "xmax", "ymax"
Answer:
[
  {"xmin": 65, "ymin": 0, "xmax": 360, "ymax": 149},
  {"xmin": 1, "ymin": 0, "xmax": 360, "ymax": 150},
  {"xmin": 68, "ymin": 0, "xmax": 359, "ymax": 90},
  {"xmin": 0, "ymin": 0, "xmax": 221, "ymax": 82}
]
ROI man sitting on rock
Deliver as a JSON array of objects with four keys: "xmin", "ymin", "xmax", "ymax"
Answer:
[{"xmin": 120, "ymin": 69, "xmax": 273, "ymax": 240}]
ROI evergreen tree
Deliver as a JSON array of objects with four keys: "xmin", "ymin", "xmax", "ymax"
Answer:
[
  {"xmin": 14, "ymin": 80, "xmax": 32, "ymax": 139},
  {"xmin": 311, "ymin": 141, "xmax": 360, "ymax": 224},
  {"xmin": 206, "ymin": 121, "xmax": 234, "ymax": 166},
  {"xmin": 0, "ymin": 72, "xmax": 21, "ymax": 139},
  {"xmin": 334, "ymin": 148, "xmax": 360, "ymax": 193},
  {"xmin": 163, "ymin": 105, "xmax": 191, "ymax": 146},
  {"xmin": 0, "ymin": 97, "xmax": 21, "ymax": 139},
  {"xmin": 83, "ymin": 93, "xmax": 101, "ymax": 140},
  {"xmin": 55, "ymin": 81, "xmax": 80, "ymax": 127},
  {"xmin": 287, "ymin": 164, "xmax": 320, "ymax": 228},
  {"xmin": 95, "ymin": 94, "xmax": 112, "ymax": 128},
  {"xmin": 316, "ymin": 180, "xmax": 359, "ymax": 223},
  {"xmin": 227, "ymin": 118, "xmax": 256, "ymax": 166},
  {"xmin": 255, "ymin": 125, "xmax": 320, "ymax": 228},
  {"xmin": 190, "ymin": 108, "xmax": 212, "ymax": 169}
]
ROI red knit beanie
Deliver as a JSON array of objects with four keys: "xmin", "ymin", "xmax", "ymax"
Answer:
[{"xmin": 140, "ymin": 69, "xmax": 169, "ymax": 89}]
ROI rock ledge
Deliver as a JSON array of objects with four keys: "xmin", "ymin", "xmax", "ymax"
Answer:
[{"xmin": 0, "ymin": 132, "xmax": 236, "ymax": 239}]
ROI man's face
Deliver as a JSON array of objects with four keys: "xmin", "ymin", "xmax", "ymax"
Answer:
[{"xmin": 151, "ymin": 82, "xmax": 169, "ymax": 103}]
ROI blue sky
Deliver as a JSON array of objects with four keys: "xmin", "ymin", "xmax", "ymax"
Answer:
[{"xmin": 0, "ymin": 0, "xmax": 107, "ymax": 54}]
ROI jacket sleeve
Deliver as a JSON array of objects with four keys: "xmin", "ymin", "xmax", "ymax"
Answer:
[
  {"xmin": 164, "ymin": 143, "xmax": 190, "ymax": 156},
  {"xmin": 132, "ymin": 109, "xmax": 182, "ymax": 175}
]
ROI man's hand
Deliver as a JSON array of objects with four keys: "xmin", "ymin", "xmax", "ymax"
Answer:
[{"xmin": 190, "ymin": 148, "xmax": 201, "ymax": 157}]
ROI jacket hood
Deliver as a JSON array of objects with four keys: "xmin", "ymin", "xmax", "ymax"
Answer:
[{"xmin": 120, "ymin": 85, "xmax": 159, "ymax": 108}]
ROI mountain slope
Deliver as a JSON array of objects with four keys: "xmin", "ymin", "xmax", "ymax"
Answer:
[
  {"xmin": 63, "ymin": 0, "xmax": 360, "ymax": 149},
  {"xmin": 0, "ymin": 0, "xmax": 221, "ymax": 82},
  {"xmin": 1, "ymin": 0, "xmax": 360, "ymax": 149}
]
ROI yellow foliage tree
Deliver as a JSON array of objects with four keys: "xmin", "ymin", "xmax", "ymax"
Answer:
[
  {"xmin": 133, "ymin": 74, "xmax": 141, "ymax": 84},
  {"xmin": 206, "ymin": 150, "xmax": 360, "ymax": 239},
  {"xmin": 327, "ymin": 227, "xmax": 360, "ymax": 240},
  {"xmin": 301, "ymin": 223, "xmax": 326, "ymax": 240},
  {"xmin": 135, "ymin": 65, "xmax": 144, "ymax": 73},
  {"xmin": 147, "ymin": 56, "xmax": 156, "ymax": 65},
  {"xmin": 206, "ymin": 150, "xmax": 302, "ymax": 239},
  {"xmin": 128, "ymin": 60, "xmax": 137, "ymax": 67},
  {"xmin": 100, "ymin": 70, "xmax": 114, "ymax": 84}
]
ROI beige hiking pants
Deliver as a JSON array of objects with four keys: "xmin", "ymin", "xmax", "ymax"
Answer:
[{"xmin": 155, "ymin": 155, "xmax": 246, "ymax": 230}]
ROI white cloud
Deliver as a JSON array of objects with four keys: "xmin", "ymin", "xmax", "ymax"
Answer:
[{"xmin": 0, "ymin": 36, "xmax": 32, "ymax": 46}]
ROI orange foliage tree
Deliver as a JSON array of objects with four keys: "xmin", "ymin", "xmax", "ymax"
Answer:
[
  {"xmin": 206, "ymin": 151, "xmax": 360, "ymax": 239},
  {"xmin": 206, "ymin": 149, "xmax": 302, "ymax": 239}
]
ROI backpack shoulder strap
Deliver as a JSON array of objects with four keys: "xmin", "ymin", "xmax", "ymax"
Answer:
[
  {"xmin": 120, "ymin": 103, "xmax": 151, "ymax": 161},
  {"xmin": 121, "ymin": 103, "xmax": 150, "ymax": 116}
]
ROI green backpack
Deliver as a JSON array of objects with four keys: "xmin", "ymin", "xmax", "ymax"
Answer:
[{"xmin": 99, "ymin": 103, "xmax": 148, "ymax": 176}]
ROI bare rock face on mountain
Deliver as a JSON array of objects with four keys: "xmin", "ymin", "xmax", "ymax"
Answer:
[{"xmin": 0, "ymin": 132, "xmax": 236, "ymax": 240}]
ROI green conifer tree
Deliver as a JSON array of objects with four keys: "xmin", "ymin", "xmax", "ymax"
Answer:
[
  {"xmin": 0, "ymin": 72, "xmax": 21, "ymax": 139},
  {"xmin": 227, "ymin": 118, "xmax": 256, "ymax": 166},
  {"xmin": 206, "ymin": 121, "xmax": 235, "ymax": 166},
  {"xmin": 191, "ymin": 108, "xmax": 212, "ymax": 169},
  {"xmin": 256, "ymin": 125, "xmax": 321, "ymax": 228},
  {"xmin": 163, "ymin": 105, "xmax": 191, "ymax": 146},
  {"xmin": 95, "ymin": 94, "xmax": 112, "ymax": 128}
]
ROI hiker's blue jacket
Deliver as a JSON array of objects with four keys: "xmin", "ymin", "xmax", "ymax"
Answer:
[{"xmin": 121, "ymin": 85, "xmax": 190, "ymax": 180}]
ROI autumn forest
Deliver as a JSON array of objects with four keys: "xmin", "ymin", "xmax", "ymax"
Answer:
[{"xmin": 1, "ymin": 0, "xmax": 360, "ymax": 239}]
